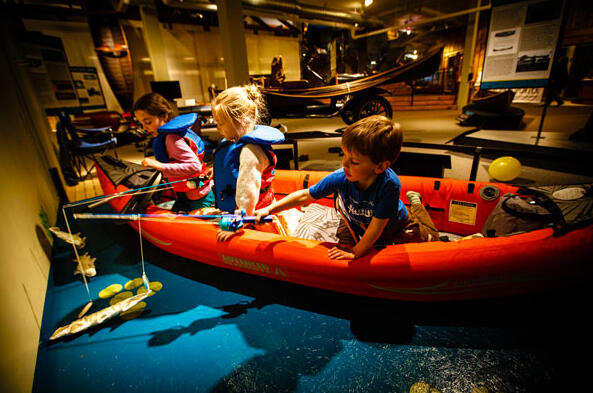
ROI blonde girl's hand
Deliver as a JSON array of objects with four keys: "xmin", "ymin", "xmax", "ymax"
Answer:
[
  {"xmin": 327, "ymin": 246, "xmax": 356, "ymax": 260},
  {"xmin": 141, "ymin": 157, "xmax": 163, "ymax": 171},
  {"xmin": 216, "ymin": 229, "xmax": 242, "ymax": 242}
]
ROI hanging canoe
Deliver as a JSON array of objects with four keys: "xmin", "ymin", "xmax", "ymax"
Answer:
[
  {"xmin": 88, "ymin": 13, "xmax": 134, "ymax": 111},
  {"xmin": 93, "ymin": 156, "xmax": 593, "ymax": 302}
]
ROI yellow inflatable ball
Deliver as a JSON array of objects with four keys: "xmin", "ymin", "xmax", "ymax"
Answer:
[{"xmin": 488, "ymin": 156, "xmax": 522, "ymax": 182}]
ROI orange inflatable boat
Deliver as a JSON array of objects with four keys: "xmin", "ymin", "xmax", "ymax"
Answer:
[{"xmin": 94, "ymin": 157, "xmax": 593, "ymax": 302}]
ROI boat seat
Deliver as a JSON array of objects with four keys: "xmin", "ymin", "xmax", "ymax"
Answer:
[
  {"xmin": 282, "ymin": 80, "xmax": 310, "ymax": 89},
  {"xmin": 292, "ymin": 203, "xmax": 340, "ymax": 242}
]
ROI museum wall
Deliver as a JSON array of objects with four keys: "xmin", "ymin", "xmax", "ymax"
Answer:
[
  {"xmin": 157, "ymin": 23, "xmax": 300, "ymax": 104},
  {"xmin": 24, "ymin": 18, "xmax": 300, "ymax": 109},
  {"xmin": 0, "ymin": 14, "xmax": 300, "ymax": 392},
  {"xmin": 0, "ymin": 16, "xmax": 61, "ymax": 393},
  {"xmin": 22, "ymin": 19, "xmax": 124, "ymax": 113},
  {"xmin": 245, "ymin": 33, "xmax": 301, "ymax": 81}
]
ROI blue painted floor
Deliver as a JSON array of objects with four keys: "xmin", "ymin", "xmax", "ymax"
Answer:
[{"xmin": 34, "ymin": 208, "xmax": 590, "ymax": 393}]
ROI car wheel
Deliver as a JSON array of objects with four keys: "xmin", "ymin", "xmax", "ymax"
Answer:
[
  {"xmin": 340, "ymin": 98, "xmax": 359, "ymax": 125},
  {"xmin": 355, "ymin": 95, "xmax": 393, "ymax": 121}
]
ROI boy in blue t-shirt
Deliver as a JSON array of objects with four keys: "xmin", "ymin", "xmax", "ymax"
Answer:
[{"xmin": 255, "ymin": 115, "xmax": 438, "ymax": 260}]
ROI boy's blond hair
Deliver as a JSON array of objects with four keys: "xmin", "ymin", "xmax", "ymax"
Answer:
[
  {"xmin": 341, "ymin": 115, "xmax": 403, "ymax": 164},
  {"xmin": 211, "ymin": 85, "xmax": 268, "ymax": 139}
]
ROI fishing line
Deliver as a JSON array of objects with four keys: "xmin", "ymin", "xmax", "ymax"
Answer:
[
  {"xmin": 137, "ymin": 214, "xmax": 150, "ymax": 291},
  {"xmin": 87, "ymin": 186, "xmax": 171, "ymax": 209},
  {"xmin": 62, "ymin": 206, "xmax": 93, "ymax": 316},
  {"xmin": 63, "ymin": 175, "xmax": 202, "ymax": 209},
  {"xmin": 58, "ymin": 174, "xmax": 202, "ymax": 314}
]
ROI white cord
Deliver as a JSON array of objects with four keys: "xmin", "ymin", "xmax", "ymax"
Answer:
[
  {"xmin": 62, "ymin": 207, "xmax": 92, "ymax": 302},
  {"xmin": 137, "ymin": 214, "xmax": 150, "ymax": 290}
]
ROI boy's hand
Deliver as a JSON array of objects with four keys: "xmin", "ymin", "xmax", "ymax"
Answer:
[
  {"xmin": 327, "ymin": 246, "xmax": 356, "ymax": 260},
  {"xmin": 254, "ymin": 207, "xmax": 271, "ymax": 224}
]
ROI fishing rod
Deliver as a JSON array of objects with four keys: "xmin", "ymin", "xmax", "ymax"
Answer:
[
  {"xmin": 73, "ymin": 211, "xmax": 274, "ymax": 232},
  {"xmin": 64, "ymin": 174, "xmax": 210, "ymax": 209}
]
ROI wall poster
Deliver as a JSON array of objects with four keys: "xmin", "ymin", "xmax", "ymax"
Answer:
[
  {"xmin": 480, "ymin": 0, "xmax": 565, "ymax": 89},
  {"xmin": 23, "ymin": 32, "xmax": 80, "ymax": 113},
  {"xmin": 70, "ymin": 66, "xmax": 106, "ymax": 110}
]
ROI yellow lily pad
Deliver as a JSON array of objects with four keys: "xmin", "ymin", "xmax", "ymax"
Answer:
[
  {"xmin": 136, "ymin": 281, "xmax": 162, "ymax": 295},
  {"xmin": 109, "ymin": 291, "xmax": 133, "ymax": 306},
  {"xmin": 136, "ymin": 286, "xmax": 155, "ymax": 297},
  {"xmin": 124, "ymin": 278, "xmax": 144, "ymax": 290},
  {"xmin": 120, "ymin": 301, "xmax": 146, "ymax": 320},
  {"xmin": 98, "ymin": 284, "xmax": 123, "ymax": 299}
]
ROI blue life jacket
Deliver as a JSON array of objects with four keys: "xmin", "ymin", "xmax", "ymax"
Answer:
[
  {"xmin": 214, "ymin": 125, "xmax": 285, "ymax": 212},
  {"xmin": 153, "ymin": 113, "xmax": 204, "ymax": 163}
]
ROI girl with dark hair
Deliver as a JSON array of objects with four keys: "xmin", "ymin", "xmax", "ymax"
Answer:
[{"xmin": 133, "ymin": 92, "xmax": 214, "ymax": 212}]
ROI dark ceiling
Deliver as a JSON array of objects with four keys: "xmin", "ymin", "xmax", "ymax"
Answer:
[{"xmin": 8, "ymin": 0, "xmax": 488, "ymax": 35}]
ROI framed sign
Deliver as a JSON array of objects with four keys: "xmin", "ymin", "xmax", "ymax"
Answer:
[
  {"xmin": 70, "ymin": 66, "xmax": 106, "ymax": 110},
  {"xmin": 481, "ymin": 0, "xmax": 565, "ymax": 89},
  {"xmin": 23, "ymin": 32, "xmax": 80, "ymax": 113}
]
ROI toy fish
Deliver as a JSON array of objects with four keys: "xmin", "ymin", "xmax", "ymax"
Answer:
[
  {"xmin": 73, "ymin": 252, "xmax": 96, "ymax": 277},
  {"xmin": 49, "ymin": 226, "xmax": 86, "ymax": 249},
  {"xmin": 49, "ymin": 290, "xmax": 152, "ymax": 340}
]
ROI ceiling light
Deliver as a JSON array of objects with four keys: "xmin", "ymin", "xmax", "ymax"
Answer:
[{"xmin": 364, "ymin": 0, "xmax": 373, "ymax": 7}]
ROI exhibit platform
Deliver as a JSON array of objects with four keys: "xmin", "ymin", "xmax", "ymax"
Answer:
[
  {"xmin": 450, "ymin": 129, "xmax": 593, "ymax": 175},
  {"xmin": 62, "ymin": 104, "xmax": 593, "ymax": 203}
]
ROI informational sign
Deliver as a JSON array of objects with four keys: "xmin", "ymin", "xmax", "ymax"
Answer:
[
  {"xmin": 70, "ymin": 66, "xmax": 106, "ymax": 109},
  {"xmin": 448, "ymin": 200, "xmax": 477, "ymax": 226},
  {"xmin": 481, "ymin": 0, "xmax": 565, "ymax": 89},
  {"xmin": 23, "ymin": 33, "xmax": 80, "ymax": 113}
]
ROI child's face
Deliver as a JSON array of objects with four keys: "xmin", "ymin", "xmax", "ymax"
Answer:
[
  {"xmin": 134, "ymin": 110, "xmax": 167, "ymax": 135},
  {"xmin": 214, "ymin": 114, "xmax": 240, "ymax": 141},
  {"xmin": 341, "ymin": 145, "xmax": 388, "ymax": 184}
]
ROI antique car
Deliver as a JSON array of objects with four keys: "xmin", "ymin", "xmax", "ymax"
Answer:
[{"xmin": 262, "ymin": 46, "xmax": 443, "ymax": 124}]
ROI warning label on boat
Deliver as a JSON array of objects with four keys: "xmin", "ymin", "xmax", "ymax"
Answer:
[{"xmin": 448, "ymin": 200, "xmax": 477, "ymax": 225}]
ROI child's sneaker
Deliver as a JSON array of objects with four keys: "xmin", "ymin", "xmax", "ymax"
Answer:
[{"xmin": 406, "ymin": 191, "xmax": 422, "ymax": 205}]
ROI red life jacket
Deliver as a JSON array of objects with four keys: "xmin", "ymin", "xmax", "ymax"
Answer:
[{"xmin": 153, "ymin": 114, "xmax": 211, "ymax": 194}]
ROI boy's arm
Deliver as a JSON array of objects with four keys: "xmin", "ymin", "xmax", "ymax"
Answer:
[
  {"xmin": 255, "ymin": 189, "xmax": 314, "ymax": 221},
  {"xmin": 328, "ymin": 217, "xmax": 389, "ymax": 260}
]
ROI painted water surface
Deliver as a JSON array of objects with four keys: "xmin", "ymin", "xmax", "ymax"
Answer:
[{"xmin": 35, "ymin": 211, "xmax": 589, "ymax": 393}]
